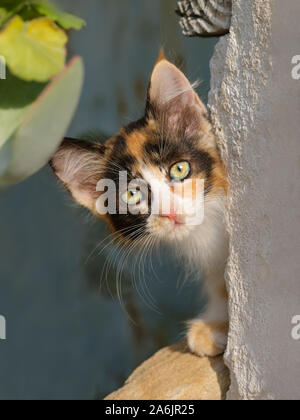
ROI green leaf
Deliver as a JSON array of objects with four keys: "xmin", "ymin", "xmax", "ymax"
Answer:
[
  {"xmin": 0, "ymin": 1, "xmax": 85, "ymax": 29},
  {"xmin": 32, "ymin": 0, "xmax": 85, "ymax": 30},
  {"xmin": 0, "ymin": 108, "xmax": 28, "ymax": 149},
  {"xmin": 0, "ymin": 56, "xmax": 84, "ymax": 187},
  {"xmin": 0, "ymin": 69, "xmax": 46, "ymax": 149},
  {"xmin": 0, "ymin": 140, "xmax": 11, "ymax": 177},
  {"xmin": 0, "ymin": 16, "xmax": 68, "ymax": 82},
  {"xmin": 0, "ymin": 2, "xmax": 30, "ymax": 27},
  {"xmin": 0, "ymin": 8, "xmax": 10, "ymax": 26},
  {"xmin": 0, "ymin": 1, "xmax": 24, "ymax": 7}
]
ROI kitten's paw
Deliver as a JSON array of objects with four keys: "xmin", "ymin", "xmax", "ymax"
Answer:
[{"xmin": 187, "ymin": 320, "xmax": 228, "ymax": 357}]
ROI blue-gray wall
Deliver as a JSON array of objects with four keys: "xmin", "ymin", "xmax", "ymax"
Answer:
[{"xmin": 0, "ymin": 0, "xmax": 216, "ymax": 400}]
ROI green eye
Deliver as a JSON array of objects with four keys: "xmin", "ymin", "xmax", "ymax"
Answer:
[
  {"xmin": 170, "ymin": 161, "xmax": 191, "ymax": 181},
  {"xmin": 122, "ymin": 189, "xmax": 143, "ymax": 205}
]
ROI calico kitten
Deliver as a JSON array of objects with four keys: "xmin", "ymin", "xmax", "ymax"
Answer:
[{"xmin": 50, "ymin": 52, "xmax": 229, "ymax": 357}]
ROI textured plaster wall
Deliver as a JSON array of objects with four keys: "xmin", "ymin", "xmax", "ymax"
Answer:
[{"xmin": 209, "ymin": 0, "xmax": 300, "ymax": 399}]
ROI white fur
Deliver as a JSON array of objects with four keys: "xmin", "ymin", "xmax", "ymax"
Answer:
[{"xmin": 140, "ymin": 165, "xmax": 228, "ymax": 324}]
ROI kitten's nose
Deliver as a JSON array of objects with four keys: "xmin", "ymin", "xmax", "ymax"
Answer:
[{"xmin": 160, "ymin": 209, "xmax": 180, "ymax": 224}]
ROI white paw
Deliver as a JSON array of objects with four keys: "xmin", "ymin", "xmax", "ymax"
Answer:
[{"xmin": 187, "ymin": 320, "xmax": 228, "ymax": 357}]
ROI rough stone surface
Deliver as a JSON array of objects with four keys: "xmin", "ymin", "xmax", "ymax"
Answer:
[
  {"xmin": 105, "ymin": 341, "xmax": 230, "ymax": 400},
  {"xmin": 208, "ymin": 0, "xmax": 300, "ymax": 400}
]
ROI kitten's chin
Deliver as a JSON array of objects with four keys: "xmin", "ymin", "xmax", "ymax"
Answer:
[{"xmin": 148, "ymin": 215, "xmax": 195, "ymax": 242}]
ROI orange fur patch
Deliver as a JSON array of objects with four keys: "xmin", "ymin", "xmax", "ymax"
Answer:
[
  {"xmin": 125, "ymin": 130, "xmax": 148, "ymax": 160},
  {"xmin": 156, "ymin": 48, "xmax": 166, "ymax": 65},
  {"xmin": 188, "ymin": 320, "xmax": 228, "ymax": 357},
  {"xmin": 219, "ymin": 283, "xmax": 228, "ymax": 299},
  {"xmin": 207, "ymin": 149, "xmax": 228, "ymax": 196}
]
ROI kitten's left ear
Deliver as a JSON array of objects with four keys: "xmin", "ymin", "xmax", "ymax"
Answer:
[
  {"xmin": 50, "ymin": 138, "xmax": 106, "ymax": 212},
  {"xmin": 146, "ymin": 52, "xmax": 211, "ymax": 136}
]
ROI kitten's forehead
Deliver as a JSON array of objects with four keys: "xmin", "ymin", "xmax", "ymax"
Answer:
[
  {"xmin": 106, "ymin": 119, "xmax": 154, "ymax": 176},
  {"xmin": 106, "ymin": 116, "xmax": 215, "ymax": 184},
  {"xmin": 124, "ymin": 125, "xmax": 150, "ymax": 162}
]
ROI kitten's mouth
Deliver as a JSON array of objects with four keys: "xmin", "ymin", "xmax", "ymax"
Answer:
[
  {"xmin": 158, "ymin": 214, "xmax": 194, "ymax": 231},
  {"xmin": 160, "ymin": 214, "xmax": 185, "ymax": 225},
  {"xmin": 148, "ymin": 214, "xmax": 196, "ymax": 241}
]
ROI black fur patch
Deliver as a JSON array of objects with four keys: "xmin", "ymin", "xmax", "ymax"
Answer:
[
  {"xmin": 58, "ymin": 137, "xmax": 106, "ymax": 156},
  {"xmin": 108, "ymin": 212, "xmax": 148, "ymax": 240},
  {"xmin": 123, "ymin": 117, "xmax": 147, "ymax": 135},
  {"xmin": 142, "ymin": 136, "xmax": 214, "ymax": 181},
  {"xmin": 106, "ymin": 135, "xmax": 137, "ymax": 182}
]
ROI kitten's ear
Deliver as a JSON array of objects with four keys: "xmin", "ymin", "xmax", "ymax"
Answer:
[
  {"xmin": 50, "ymin": 138, "xmax": 106, "ymax": 212},
  {"xmin": 147, "ymin": 52, "xmax": 210, "ymax": 136}
]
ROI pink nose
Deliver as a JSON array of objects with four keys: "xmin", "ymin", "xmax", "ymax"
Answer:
[{"xmin": 160, "ymin": 209, "xmax": 179, "ymax": 224}]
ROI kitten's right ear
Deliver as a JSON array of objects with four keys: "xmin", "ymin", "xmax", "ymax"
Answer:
[
  {"xmin": 50, "ymin": 138, "xmax": 106, "ymax": 212},
  {"xmin": 146, "ymin": 51, "xmax": 210, "ymax": 138}
]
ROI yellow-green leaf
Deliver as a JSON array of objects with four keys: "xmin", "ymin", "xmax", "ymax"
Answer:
[
  {"xmin": 0, "ymin": 56, "xmax": 84, "ymax": 186},
  {"xmin": 33, "ymin": 0, "xmax": 86, "ymax": 30},
  {"xmin": 0, "ymin": 16, "xmax": 67, "ymax": 82},
  {"xmin": 0, "ymin": 8, "xmax": 10, "ymax": 26}
]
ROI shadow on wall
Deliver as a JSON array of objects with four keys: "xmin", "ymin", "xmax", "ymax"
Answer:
[{"xmin": 0, "ymin": 0, "xmax": 216, "ymax": 400}]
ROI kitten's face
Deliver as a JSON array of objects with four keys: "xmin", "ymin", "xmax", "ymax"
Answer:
[{"xmin": 51, "ymin": 53, "xmax": 227, "ymax": 245}]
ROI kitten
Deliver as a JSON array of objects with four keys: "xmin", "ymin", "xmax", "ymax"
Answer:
[{"xmin": 50, "ymin": 51, "xmax": 229, "ymax": 357}]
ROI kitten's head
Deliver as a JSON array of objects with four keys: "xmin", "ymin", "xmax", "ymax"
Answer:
[{"xmin": 51, "ymin": 52, "xmax": 227, "ymax": 246}]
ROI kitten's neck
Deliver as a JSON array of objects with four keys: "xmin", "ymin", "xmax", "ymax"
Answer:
[{"xmin": 178, "ymin": 194, "xmax": 229, "ymax": 275}]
